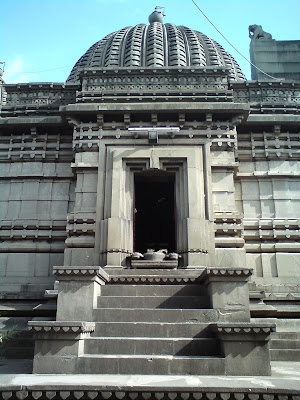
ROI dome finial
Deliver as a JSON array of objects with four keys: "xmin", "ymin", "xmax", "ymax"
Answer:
[{"xmin": 148, "ymin": 6, "xmax": 165, "ymax": 24}]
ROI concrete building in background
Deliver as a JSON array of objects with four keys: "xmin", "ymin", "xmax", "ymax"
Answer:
[
  {"xmin": 0, "ymin": 8, "xmax": 299, "ymax": 396},
  {"xmin": 249, "ymin": 24, "xmax": 300, "ymax": 80}
]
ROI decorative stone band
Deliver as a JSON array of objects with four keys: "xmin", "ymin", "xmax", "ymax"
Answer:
[
  {"xmin": 28, "ymin": 321, "xmax": 95, "ymax": 334},
  {"xmin": 110, "ymin": 276, "xmax": 202, "ymax": 285},
  {"xmin": 131, "ymin": 260, "xmax": 178, "ymax": 269},
  {"xmin": 0, "ymin": 389, "xmax": 299, "ymax": 400},
  {"xmin": 201, "ymin": 267, "xmax": 253, "ymax": 279},
  {"xmin": 213, "ymin": 323, "xmax": 276, "ymax": 335},
  {"xmin": 179, "ymin": 249, "xmax": 209, "ymax": 255},
  {"xmin": 53, "ymin": 266, "xmax": 110, "ymax": 282},
  {"xmin": 99, "ymin": 249, "xmax": 132, "ymax": 255},
  {"xmin": 106, "ymin": 268, "xmax": 205, "ymax": 285},
  {"xmin": 210, "ymin": 268, "xmax": 253, "ymax": 277}
]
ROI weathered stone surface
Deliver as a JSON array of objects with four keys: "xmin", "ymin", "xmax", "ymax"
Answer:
[
  {"xmin": 1, "ymin": 9, "xmax": 299, "ymax": 379},
  {"xmin": 250, "ymin": 29, "xmax": 300, "ymax": 80},
  {"xmin": 212, "ymin": 322, "xmax": 275, "ymax": 375},
  {"xmin": 54, "ymin": 267, "xmax": 109, "ymax": 321},
  {"xmin": 67, "ymin": 24, "xmax": 245, "ymax": 82}
]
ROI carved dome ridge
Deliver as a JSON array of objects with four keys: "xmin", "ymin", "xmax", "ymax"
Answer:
[{"xmin": 67, "ymin": 23, "xmax": 245, "ymax": 82}]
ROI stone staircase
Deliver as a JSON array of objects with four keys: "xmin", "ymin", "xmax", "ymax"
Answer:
[
  {"xmin": 78, "ymin": 281, "xmax": 225, "ymax": 374},
  {"xmin": 270, "ymin": 332, "xmax": 300, "ymax": 361},
  {"xmin": 28, "ymin": 266, "xmax": 275, "ymax": 376}
]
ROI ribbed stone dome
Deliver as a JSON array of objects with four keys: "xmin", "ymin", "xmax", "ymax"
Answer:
[{"xmin": 67, "ymin": 23, "xmax": 245, "ymax": 82}]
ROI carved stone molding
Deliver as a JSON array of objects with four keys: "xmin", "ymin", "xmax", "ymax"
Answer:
[
  {"xmin": 202, "ymin": 268, "xmax": 253, "ymax": 278},
  {"xmin": 71, "ymin": 127, "xmax": 239, "ymax": 153},
  {"xmin": 179, "ymin": 249, "xmax": 209, "ymax": 255},
  {"xmin": 110, "ymin": 276, "xmax": 201, "ymax": 285},
  {"xmin": 236, "ymin": 131, "xmax": 300, "ymax": 161},
  {"xmin": 131, "ymin": 260, "xmax": 178, "ymax": 269},
  {"xmin": 243, "ymin": 218, "xmax": 300, "ymax": 242},
  {"xmin": 53, "ymin": 266, "xmax": 110, "ymax": 282},
  {"xmin": 0, "ymin": 132, "xmax": 73, "ymax": 162},
  {"xmin": 0, "ymin": 219, "xmax": 67, "ymax": 241},
  {"xmin": 53, "ymin": 267, "xmax": 99, "ymax": 276},
  {"xmin": 0, "ymin": 389, "xmax": 298, "ymax": 400},
  {"xmin": 4, "ymin": 83, "xmax": 78, "ymax": 107},
  {"xmin": 28, "ymin": 321, "xmax": 95, "ymax": 334},
  {"xmin": 232, "ymin": 80, "xmax": 300, "ymax": 107},
  {"xmin": 214, "ymin": 323, "xmax": 276, "ymax": 335},
  {"xmin": 77, "ymin": 68, "xmax": 233, "ymax": 103},
  {"xmin": 214, "ymin": 212, "xmax": 244, "ymax": 244}
]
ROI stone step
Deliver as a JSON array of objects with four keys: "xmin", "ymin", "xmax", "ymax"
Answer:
[
  {"xmin": 270, "ymin": 339, "xmax": 300, "ymax": 349},
  {"xmin": 270, "ymin": 349, "xmax": 300, "ymax": 361},
  {"xmin": 101, "ymin": 284, "xmax": 206, "ymax": 297},
  {"xmin": 77, "ymin": 354, "xmax": 225, "ymax": 375},
  {"xmin": 94, "ymin": 321, "xmax": 214, "ymax": 337},
  {"xmin": 97, "ymin": 295, "xmax": 210, "ymax": 309},
  {"xmin": 94, "ymin": 308, "xmax": 218, "ymax": 323},
  {"xmin": 84, "ymin": 337, "xmax": 220, "ymax": 356},
  {"xmin": 271, "ymin": 332, "xmax": 300, "ymax": 340}
]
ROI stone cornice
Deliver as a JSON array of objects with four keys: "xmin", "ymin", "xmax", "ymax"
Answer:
[
  {"xmin": 109, "ymin": 276, "xmax": 202, "ymax": 285},
  {"xmin": 0, "ymin": 388, "xmax": 298, "ymax": 399},
  {"xmin": 60, "ymin": 102, "xmax": 250, "ymax": 114},
  {"xmin": 53, "ymin": 266, "xmax": 99, "ymax": 276},
  {"xmin": 3, "ymin": 83, "xmax": 78, "ymax": 109},
  {"xmin": 82, "ymin": 66, "xmax": 231, "ymax": 75},
  {"xmin": 231, "ymin": 80, "xmax": 300, "ymax": 109},
  {"xmin": 202, "ymin": 268, "xmax": 253, "ymax": 279},
  {"xmin": 231, "ymin": 79, "xmax": 300, "ymax": 88},
  {"xmin": 28, "ymin": 321, "xmax": 95, "ymax": 334},
  {"xmin": 246, "ymin": 115, "xmax": 300, "ymax": 123},
  {"xmin": 53, "ymin": 266, "xmax": 110, "ymax": 282},
  {"xmin": 0, "ymin": 116, "xmax": 64, "ymax": 125},
  {"xmin": 4, "ymin": 82, "xmax": 78, "ymax": 89},
  {"xmin": 214, "ymin": 323, "xmax": 276, "ymax": 335}
]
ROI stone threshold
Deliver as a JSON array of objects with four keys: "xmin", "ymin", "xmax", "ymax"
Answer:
[{"xmin": 1, "ymin": 367, "xmax": 300, "ymax": 397}]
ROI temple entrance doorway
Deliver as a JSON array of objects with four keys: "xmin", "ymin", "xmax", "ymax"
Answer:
[{"xmin": 134, "ymin": 172, "xmax": 176, "ymax": 254}]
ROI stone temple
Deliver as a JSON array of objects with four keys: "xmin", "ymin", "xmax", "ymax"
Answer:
[{"xmin": 0, "ymin": 7, "xmax": 300, "ymax": 395}]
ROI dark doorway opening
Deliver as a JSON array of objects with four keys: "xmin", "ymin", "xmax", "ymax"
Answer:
[{"xmin": 134, "ymin": 172, "xmax": 176, "ymax": 254}]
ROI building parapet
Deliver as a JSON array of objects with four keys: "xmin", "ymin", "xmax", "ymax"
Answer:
[
  {"xmin": 3, "ymin": 83, "xmax": 78, "ymax": 108},
  {"xmin": 231, "ymin": 80, "xmax": 300, "ymax": 107},
  {"xmin": 78, "ymin": 67, "xmax": 234, "ymax": 103}
]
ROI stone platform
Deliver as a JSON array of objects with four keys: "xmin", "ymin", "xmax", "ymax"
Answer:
[
  {"xmin": 0, "ymin": 362, "xmax": 300, "ymax": 398},
  {"xmin": 26, "ymin": 267, "xmax": 275, "ymax": 376}
]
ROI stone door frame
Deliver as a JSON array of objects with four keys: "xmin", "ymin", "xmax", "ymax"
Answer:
[{"xmin": 95, "ymin": 143, "xmax": 215, "ymax": 268}]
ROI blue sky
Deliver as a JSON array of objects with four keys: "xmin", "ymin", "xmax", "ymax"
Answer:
[{"xmin": 1, "ymin": 0, "xmax": 299, "ymax": 83}]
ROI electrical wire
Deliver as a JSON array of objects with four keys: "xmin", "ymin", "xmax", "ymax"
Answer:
[
  {"xmin": 191, "ymin": 0, "xmax": 280, "ymax": 80},
  {"xmin": 5, "ymin": 3, "xmax": 280, "ymax": 80},
  {"xmin": 4, "ymin": 64, "xmax": 73, "ymax": 75}
]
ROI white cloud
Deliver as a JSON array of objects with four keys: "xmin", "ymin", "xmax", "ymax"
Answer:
[{"xmin": 4, "ymin": 55, "xmax": 37, "ymax": 84}]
